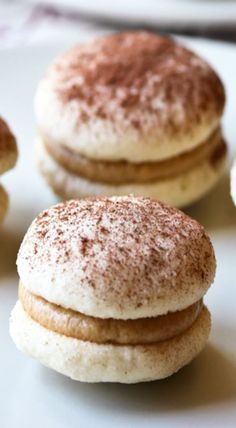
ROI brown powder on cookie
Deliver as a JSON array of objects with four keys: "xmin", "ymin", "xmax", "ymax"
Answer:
[{"xmin": 50, "ymin": 32, "xmax": 225, "ymax": 131}]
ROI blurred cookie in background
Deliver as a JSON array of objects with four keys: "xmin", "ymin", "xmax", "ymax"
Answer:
[
  {"xmin": 0, "ymin": 117, "xmax": 18, "ymax": 223},
  {"xmin": 35, "ymin": 31, "xmax": 227, "ymax": 207}
]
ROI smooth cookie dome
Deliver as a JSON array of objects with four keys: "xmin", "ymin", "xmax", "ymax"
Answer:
[
  {"xmin": 17, "ymin": 196, "xmax": 216, "ymax": 319},
  {"xmin": 35, "ymin": 31, "xmax": 225, "ymax": 163}
]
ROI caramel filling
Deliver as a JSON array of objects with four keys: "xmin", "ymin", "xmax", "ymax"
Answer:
[
  {"xmin": 43, "ymin": 127, "xmax": 227, "ymax": 185},
  {"xmin": 19, "ymin": 282, "xmax": 203, "ymax": 345}
]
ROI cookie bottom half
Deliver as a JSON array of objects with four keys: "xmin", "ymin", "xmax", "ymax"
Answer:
[{"xmin": 10, "ymin": 302, "xmax": 211, "ymax": 383}]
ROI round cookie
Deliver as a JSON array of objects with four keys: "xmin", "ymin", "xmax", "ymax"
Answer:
[
  {"xmin": 11, "ymin": 196, "xmax": 216, "ymax": 382},
  {"xmin": 35, "ymin": 31, "xmax": 227, "ymax": 206}
]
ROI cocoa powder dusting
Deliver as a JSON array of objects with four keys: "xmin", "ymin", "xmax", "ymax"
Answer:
[{"xmin": 50, "ymin": 32, "xmax": 225, "ymax": 130}]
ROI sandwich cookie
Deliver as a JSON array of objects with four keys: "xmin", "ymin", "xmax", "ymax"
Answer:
[
  {"xmin": 10, "ymin": 196, "xmax": 216, "ymax": 383},
  {"xmin": 35, "ymin": 31, "xmax": 227, "ymax": 207},
  {"xmin": 0, "ymin": 117, "xmax": 17, "ymax": 223}
]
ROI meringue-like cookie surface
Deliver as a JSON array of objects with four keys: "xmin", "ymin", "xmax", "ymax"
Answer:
[
  {"xmin": 17, "ymin": 196, "xmax": 216, "ymax": 319},
  {"xmin": 10, "ymin": 302, "xmax": 211, "ymax": 383},
  {"xmin": 0, "ymin": 117, "xmax": 17, "ymax": 175},
  {"xmin": 35, "ymin": 31, "xmax": 225, "ymax": 163}
]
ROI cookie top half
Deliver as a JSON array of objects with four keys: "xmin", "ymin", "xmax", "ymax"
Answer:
[
  {"xmin": 35, "ymin": 31, "xmax": 225, "ymax": 163},
  {"xmin": 17, "ymin": 196, "xmax": 216, "ymax": 319}
]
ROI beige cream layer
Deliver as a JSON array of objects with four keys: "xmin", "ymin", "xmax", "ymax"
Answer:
[
  {"xmin": 20, "ymin": 283, "xmax": 203, "ymax": 345},
  {"xmin": 43, "ymin": 127, "xmax": 225, "ymax": 184},
  {"xmin": 37, "ymin": 135, "xmax": 226, "ymax": 207}
]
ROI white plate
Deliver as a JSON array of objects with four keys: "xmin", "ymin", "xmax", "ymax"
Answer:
[
  {"xmin": 0, "ymin": 37, "xmax": 236, "ymax": 427},
  {"xmin": 27, "ymin": 0, "xmax": 236, "ymax": 29}
]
